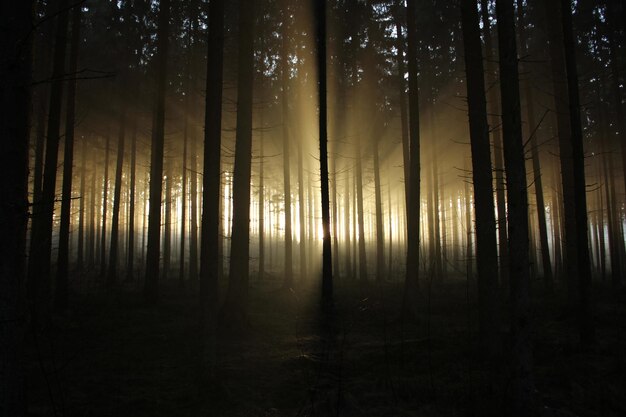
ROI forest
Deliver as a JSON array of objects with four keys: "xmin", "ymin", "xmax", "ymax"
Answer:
[{"xmin": 1, "ymin": 0, "xmax": 625, "ymax": 416}]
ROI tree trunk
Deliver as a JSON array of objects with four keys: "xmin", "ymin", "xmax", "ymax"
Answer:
[
  {"xmin": 199, "ymin": 0, "xmax": 224, "ymax": 382},
  {"xmin": 373, "ymin": 134, "xmax": 385, "ymax": 282},
  {"xmin": 27, "ymin": 0, "xmax": 69, "ymax": 325},
  {"xmin": 55, "ymin": 4, "xmax": 81, "ymax": 311},
  {"xmin": 495, "ymin": 0, "xmax": 534, "ymax": 413},
  {"xmin": 480, "ymin": 0, "xmax": 509, "ymax": 287},
  {"xmin": 100, "ymin": 133, "xmax": 110, "ymax": 279},
  {"xmin": 403, "ymin": 0, "xmax": 421, "ymax": 317},
  {"xmin": 315, "ymin": 0, "xmax": 333, "ymax": 308},
  {"xmin": 144, "ymin": 0, "xmax": 171, "ymax": 303},
  {"xmin": 77, "ymin": 140, "xmax": 86, "ymax": 270},
  {"xmin": 281, "ymin": 14, "xmax": 294, "ymax": 288},
  {"xmin": 394, "ymin": 6, "xmax": 410, "ymax": 215},
  {"xmin": 126, "ymin": 120, "xmax": 137, "ymax": 281},
  {"xmin": 222, "ymin": 0, "xmax": 255, "ymax": 327},
  {"xmin": 107, "ymin": 109, "xmax": 126, "ymax": 286},
  {"xmin": 0, "ymin": 1, "xmax": 33, "ymax": 414},
  {"xmin": 516, "ymin": 0, "xmax": 553, "ymax": 293},
  {"xmin": 460, "ymin": 0, "xmax": 500, "ymax": 352},
  {"xmin": 559, "ymin": 0, "xmax": 594, "ymax": 345}
]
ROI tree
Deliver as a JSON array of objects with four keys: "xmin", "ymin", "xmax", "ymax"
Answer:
[
  {"xmin": 144, "ymin": 0, "xmax": 171, "ymax": 303},
  {"xmin": 222, "ymin": 0, "xmax": 256, "ymax": 327},
  {"xmin": 0, "ymin": 2, "xmax": 33, "ymax": 414},
  {"xmin": 281, "ymin": 4, "xmax": 294, "ymax": 289},
  {"xmin": 27, "ymin": 0, "xmax": 69, "ymax": 325},
  {"xmin": 56, "ymin": 4, "xmax": 82, "ymax": 311},
  {"xmin": 107, "ymin": 109, "xmax": 126, "ymax": 286},
  {"xmin": 460, "ymin": 0, "xmax": 500, "ymax": 352},
  {"xmin": 315, "ymin": 0, "xmax": 333, "ymax": 308},
  {"xmin": 495, "ymin": 0, "xmax": 534, "ymax": 413},
  {"xmin": 559, "ymin": 0, "xmax": 594, "ymax": 345},
  {"xmin": 403, "ymin": 0, "xmax": 421, "ymax": 318}
]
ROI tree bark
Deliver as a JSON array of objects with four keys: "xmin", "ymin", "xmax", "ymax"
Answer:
[
  {"xmin": 460, "ymin": 0, "xmax": 500, "ymax": 352},
  {"xmin": 107, "ymin": 109, "xmax": 126, "ymax": 286},
  {"xmin": 144, "ymin": 0, "xmax": 171, "ymax": 304},
  {"xmin": 495, "ymin": 0, "xmax": 534, "ymax": 413},
  {"xmin": 55, "ymin": 4, "xmax": 81, "ymax": 311}
]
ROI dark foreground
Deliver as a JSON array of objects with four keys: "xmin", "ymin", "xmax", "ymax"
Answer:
[{"xmin": 26, "ymin": 275, "xmax": 626, "ymax": 417}]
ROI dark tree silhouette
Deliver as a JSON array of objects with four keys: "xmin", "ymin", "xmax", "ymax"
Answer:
[
  {"xmin": 56, "ymin": 4, "xmax": 81, "ymax": 311},
  {"xmin": 495, "ymin": 0, "xmax": 534, "ymax": 413},
  {"xmin": 316, "ymin": 0, "xmax": 333, "ymax": 308},
  {"xmin": 222, "ymin": 0, "xmax": 255, "ymax": 327},
  {"xmin": 144, "ymin": 0, "xmax": 171, "ymax": 303},
  {"xmin": 0, "ymin": 1, "xmax": 33, "ymax": 414},
  {"xmin": 460, "ymin": 0, "xmax": 500, "ymax": 353},
  {"xmin": 403, "ymin": 0, "xmax": 421, "ymax": 318}
]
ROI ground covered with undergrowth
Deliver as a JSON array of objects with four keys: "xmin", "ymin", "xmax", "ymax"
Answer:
[{"xmin": 26, "ymin": 274, "xmax": 626, "ymax": 416}]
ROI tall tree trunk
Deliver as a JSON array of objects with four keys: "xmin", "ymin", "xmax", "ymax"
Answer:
[
  {"xmin": 495, "ymin": 0, "xmax": 534, "ymax": 413},
  {"xmin": 559, "ymin": 0, "xmax": 594, "ymax": 344},
  {"xmin": 55, "ymin": 4, "xmax": 81, "ymax": 311},
  {"xmin": 107, "ymin": 109, "xmax": 126, "ymax": 286},
  {"xmin": 163, "ymin": 166, "xmax": 172, "ymax": 279},
  {"xmin": 298, "ymin": 128, "xmax": 307, "ymax": 280},
  {"xmin": 199, "ymin": 0, "xmax": 224, "ymax": 382},
  {"xmin": 144, "ymin": 0, "xmax": 171, "ymax": 303},
  {"xmin": 27, "ymin": 0, "xmax": 69, "ymax": 325},
  {"xmin": 0, "ymin": 1, "xmax": 33, "ymax": 414},
  {"xmin": 88, "ymin": 156, "xmax": 96, "ymax": 269},
  {"xmin": 126, "ymin": 120, "xmax": 137, "ymax": 281},
  {"xmin": 373, "ymin": 135, "xmax": 385, "ymax": 282},
  {"xmin": 542, "ymin": 0, "xmax": 578, "ymax": 303},
  {"xmin": 480, "ymin": 0, "xmax": 509, "ymax": 287},
  {"xmin": 344, "ymin": 170, "xmax": 352, "ymax": 279},
  {"xmin": 394, "ymin": 7, "xmax": 410, "ymax": 214},
  {"xmin": 222, "ymin": 0, "xmax": 255, "ymax": 326},
  {"xmin": 460, "ymin": 0, "xmax": 500, "ymax": 352},
  {"xmin": 516, "ymin": 0, "xmax": 553, "ymax": 292},
  {"xmin": 281, "ymin": 14, "xmax": 294, "ymax": 288},
  {"xmin": 315, "ymin": 0, "xmax": 333, "ymax": 308},
  {"xmin": 258, "ymin": 112, "xmax": 265, "ymax": 280},
  {"xmin": 403, "ymin": 0, "xmax": 421, "ymax": 317},
  {"xmin": 100, "ymin": 133, "xmax": 110, "ymax": 279},
  {"xmin": 77, "ymin": 140, "xmax": 86, "ymax": 270}
]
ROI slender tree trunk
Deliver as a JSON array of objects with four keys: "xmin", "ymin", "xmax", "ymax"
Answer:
[
  {"xmin": 77, "ymin": 140, "xmax": 86, "ymax": 270},
  {"xmin": 394, "ymin": 7, "xmax": 410, "ymax": 214},
  {"xmin": 298, "ymin": 131, "xmax": 307, "ymax": 281},
  {"xmin": 373, "ymin": 135, "xmax": 385, "ymax": 282},
  {"xmin": 543, "ymin": 0, "xmax": 578, "ymax": 302},
  {"xmin": 259, "ymin": 114, "xmax": 265, "ymax": 280},
  {"xmin": 315, "ymin": 0, "xmax": 333, "ymax": 308},
  {"xmin": 100, "ymin": 133, "xmax": 110, "ymax": 279},
  {"xmin": 163, "ymin": 166, "xmax": 172, "ymax": 279},
  {"xmin": 126, "ymin": 120, "xmax": 137, "ymax": 281},
  {"xmin": 560, "ymin": 0, "xmax": 594, "ymax": 344},
  {"xmin": 27, "ymin": 0, "xmax": 69, "ymax": 325},
  {"xmin": 403, "ymin": 0, "xmax": 421, "ymax": 317},
  {"xmin": 516, "ymin": 0, "xmax": 553, "ymax": 293},
  {"xmin": 0, "ymin": 2, "xmax": 33, "ymax": 413},
  {"xmin": 107, "ymin": 109, "xmax": 126, "ymax": 286},
  {"xmin": 480, "ymin": 0, "xmax": 509, "ymax": 287},
  {"xmin": 355, "ymin": 143, "xmax": 368, "ymax": 283},
  {"xmin": 55, "ymin": 4, "xmax": 81, "ymax": 311},
  {"xmin": 460, "ymin": 0, "xmax": 500, "ymax": 352},
  {"xmin": 495, "ymin": 0, "xmax": 534, "ymax": 413},
  {"xmin": 88, "ymin": 156, "xmax": 96, "ymax": 269},
  {"xmin": 199, "ymin": 0, "xmax": 224, "ymax": 382},
  {"xmin": 144, "ymin": 0, "xmax": 171, "ymax": 303},
  {"xmin": 222, "ymin": 0, "xmax": 255, "ymax": 326},
  {"xmin": 281, "ymin": 15, "xmax": 294, "ymax": 288},
  {"xmin": 344, "ymin": 171, "xmax": 352, "ymax": 279}
]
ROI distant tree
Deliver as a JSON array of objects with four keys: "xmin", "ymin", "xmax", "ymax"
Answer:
[
  {"xmin": 0, "ymin": 2, "xmax": 33, "ymax": 414},
  {"xmin": 107, "ymin": 109, "xmax": 126, "ymax": 286},
  {"xmin": 144, "ymin": 0, "xmax": 171, "ymax": 303}
]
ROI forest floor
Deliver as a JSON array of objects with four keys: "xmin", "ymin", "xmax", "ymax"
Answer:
[{"xmin": 25, "ymin": 273, "xmax": 626, "ymax": 417}]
